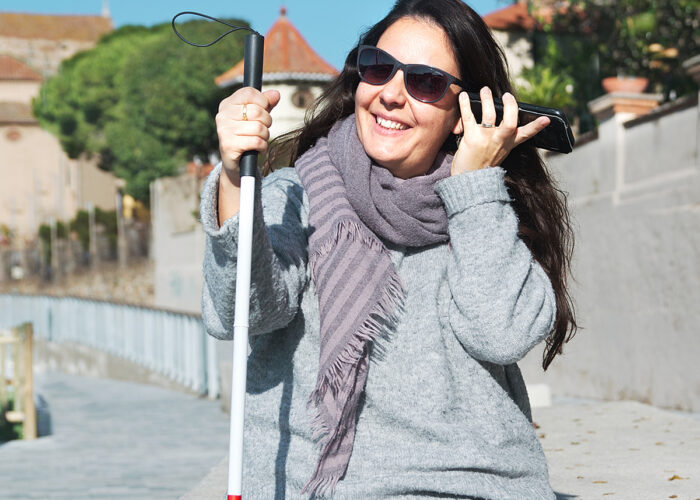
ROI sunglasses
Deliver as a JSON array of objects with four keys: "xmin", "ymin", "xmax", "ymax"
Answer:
[{"xmin": 357, "ymin": 45, "xmax": 469, "ymax": 103}]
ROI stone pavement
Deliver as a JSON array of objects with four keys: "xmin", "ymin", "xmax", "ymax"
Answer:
[
  {"xmin": 533, "ymin": 399, "xmax": 700, "ymax": 499},
  {"xmin": 3, "ymin": 371, "xmax": 697, "ymax": 500},
  {"xmin": 0, "ymin": 371, "xmax": 229, "ymax": 500},
  {"xmin": 181, "ymin": 399, "xmax": 700, "ymax": 500}
]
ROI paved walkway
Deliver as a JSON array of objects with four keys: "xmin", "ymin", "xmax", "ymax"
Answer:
[
  {"xmin": 2, "ymin": 372, "xmax": 698, "ymax": 499},
  {"xmin": 533, "ymin": 399, "xmax": 700, "ymax": 499},
  {"xmin": 0, "ymin": 371, "xmax": 229, "ymax": 500}
]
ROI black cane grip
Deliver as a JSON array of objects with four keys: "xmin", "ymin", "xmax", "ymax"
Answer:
[{"xmin": 240, "ymin": 33, "xmax": 264, "ymax": 178}]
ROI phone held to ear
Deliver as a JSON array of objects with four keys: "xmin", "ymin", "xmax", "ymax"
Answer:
[{"xmin": 466, "ymin": 91, "xmax": 575, "ymax": 154}]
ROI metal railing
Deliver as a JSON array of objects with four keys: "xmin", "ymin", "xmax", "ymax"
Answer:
[{"xmin": 0, "ymin": 294, "xmax": 219, "ymax": 398}]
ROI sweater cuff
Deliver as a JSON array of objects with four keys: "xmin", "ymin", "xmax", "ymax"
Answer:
[
  {"xmin": 200, "ymin": 162, "xmax": 240, "ymax": 241},
  {"xmin": 435, "ymin": 166, "xmax": 511, "ymax": 216}
]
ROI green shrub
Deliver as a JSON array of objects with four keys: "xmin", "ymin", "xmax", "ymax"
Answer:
[{"xmin": 0, "ymin": 396, "xmax": 23, "ymax": 442}]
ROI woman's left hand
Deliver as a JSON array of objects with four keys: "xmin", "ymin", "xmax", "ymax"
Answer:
[{"xmin": 451, "ymin": 87, "xmax": 550, "ymax": 175}]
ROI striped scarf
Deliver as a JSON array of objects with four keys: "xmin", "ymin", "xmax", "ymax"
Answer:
[{"xmin": 295, "ymin": 114, "xmax": 451, "ymax": 496}]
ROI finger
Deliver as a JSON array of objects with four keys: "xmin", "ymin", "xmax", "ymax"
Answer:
[
  {"xmin": 262, "ymin": 89, "xmax": 281, "ymax": 111},
  {"xmin": 480, "ymin": 86, "xmax": 496, "ymax": 127},
  {"xmin": 219, "ymin": 134, "xmax": 268, "ymax": 159},
  {"xmin": 227, "ymin": 119, "xmax": 271, "ymax": 142},
  {"xmin": 513, "ymin": 117, "xmax": 550, "ymax": 147},
  {"xmin": 458, "ymin": 92, "xmax": 476, "ymax": 129},
  {"xmin": 217, "ymin": 103, "xmax": 272, "ymax": 128},
  {"xmin": 221, "ymin": 87, "xmax": 272, "ymax": 112},
  {"xmin": 501, "ymin": 92, "xmax": 518, "ymax": 131}
]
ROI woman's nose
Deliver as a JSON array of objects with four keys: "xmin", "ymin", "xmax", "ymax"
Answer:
[{"xmin": 378, "ymin": 70, "xmax": 408, "ymax": 107}]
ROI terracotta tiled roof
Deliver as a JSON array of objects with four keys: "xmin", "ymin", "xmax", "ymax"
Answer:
[
  {"xmin": 216, "ymin": 8, "xmax": 338, "ymax": 88},
  {"xmin": 0, "ymin": 101, "xmax": 36, "ymax": 124},
  {"xmin": 186, "ymin": 162, "xmax": 214, "ymax": 179},
  {"xmin": 0, "ymin": 55, "xmax": 42, "ymax": 81},
  {"xmin": 0, "ymin": 12, "xmax": 112, "ymax": 42},
  {"xmin": 482, "ymin": 2, "xmax": 565, "ymax": 31},
  {"xmin": 483, "ymin": 2, "xmax": 539, "ymax": 31}
]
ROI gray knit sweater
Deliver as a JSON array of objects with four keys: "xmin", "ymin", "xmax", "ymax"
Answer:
[{"xmin": 201, "ymin": 163, "xmax": 557, "ymax": 499}]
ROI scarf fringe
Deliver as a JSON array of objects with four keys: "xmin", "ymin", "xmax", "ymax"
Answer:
[
  {"xmin": 306, "ymin": 268, "xmax": 404, "ymax": 441},
  {"xmin": 321, "ymin": 272, "xmax": 404, "ymax": 399},
  {"xmin": 303, "ymin": 264, "xmax": 405, "ymax": 497},
  {"xmin": 301, "ymin": 470, "xmax": 342, "ymax": 497}
]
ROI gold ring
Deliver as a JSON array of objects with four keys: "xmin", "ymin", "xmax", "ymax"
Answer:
[{"xmin": 242, "ymin": 104, "xmax": 248, "ymax": 121}]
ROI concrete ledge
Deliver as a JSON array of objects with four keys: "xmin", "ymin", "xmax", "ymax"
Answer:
[
  {"xmin": 179, "ymin": 456, "xmax": 227, "ymax": 500},
  {"xmin": 527, "ymin": 383, "xmax": 552, "ymax": 408},
  {"xmin": 34, "ymin": 337, "xmax": 200, "ymax": 396}
]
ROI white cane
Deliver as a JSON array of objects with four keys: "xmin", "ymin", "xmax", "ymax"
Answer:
[
  {"xmin": 227, "ymin": 31, "xmax": 264, "ymax": 500},
  {"xmin": 171, "ymin": 14, "xmax": 264, "ymax": 500}
]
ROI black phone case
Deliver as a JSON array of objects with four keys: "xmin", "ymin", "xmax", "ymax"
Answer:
[{"xmin": 467, "ymin": 92, "xmax": 575, "ymax": 153}]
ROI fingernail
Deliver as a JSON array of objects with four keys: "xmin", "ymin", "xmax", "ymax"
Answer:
[
  {"xmin": 503, "ymin": 92, "xmax": 511, "ymax": 99},
  {"xmin": 459, "ymin": 92, "xmax": 468, "ymax": 102},
  {"xmin": 482, "ymin": 87, "xmax": 491, "ymax": 95}
]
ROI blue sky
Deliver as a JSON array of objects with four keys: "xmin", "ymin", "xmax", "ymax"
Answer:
[{"xmin": 0, "ymin": 0, "xmax": 510, "ymax": 69}]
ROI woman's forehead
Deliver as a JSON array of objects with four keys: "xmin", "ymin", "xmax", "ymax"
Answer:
[{"xmin": 376, "ymin": 17, "xmax": 459, "ymax": 76}]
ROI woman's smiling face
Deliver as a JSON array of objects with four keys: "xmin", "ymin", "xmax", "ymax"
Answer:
[{"xmin": 354, "ymin": 17, "xmax": 463, "ymax": 179}]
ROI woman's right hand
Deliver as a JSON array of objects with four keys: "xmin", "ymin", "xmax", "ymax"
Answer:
[
  {"xmin": 216, "ymin": 87, "xmax": 281, "ymax": 176},
  {"xmin": 216, "ymin": 87, "xmax": 280, "ymax": 223}
]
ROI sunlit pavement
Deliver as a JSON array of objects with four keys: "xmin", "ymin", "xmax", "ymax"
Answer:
[
  {"xmin": 0, "ymin": 372, "xmax": 229, "ymax": 500},
  {"xmin": 533, "ymin": 399, "xmax": 700, "ymax": 499},
  {"xmin": 2, "ymin": 372, "xmax": 698, "ymax": 500}
]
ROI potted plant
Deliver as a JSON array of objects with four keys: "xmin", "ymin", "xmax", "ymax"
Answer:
[{"xmin": 526, "ymin": 0, "xmax": 696, "ymax": 130}]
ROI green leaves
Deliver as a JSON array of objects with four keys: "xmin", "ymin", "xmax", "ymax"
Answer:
[
  {"xmin": 515, "ymin": 65, "xmax": 575, "ymax": 113},
  {"xmin": 530, "ymin": 0, "xmax": 699, "ymax": 132},
  {"xmin": 33, "ymin": 18, "xmax": 247, "ymax": 201}
]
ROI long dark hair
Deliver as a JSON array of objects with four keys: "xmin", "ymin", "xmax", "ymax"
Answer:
[{"xmin": 266, "ymin": 0, "xmax": 577, "ymax": 370}]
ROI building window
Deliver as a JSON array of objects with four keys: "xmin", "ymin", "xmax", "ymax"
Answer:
[{"xmin": 291, "ymin": 88, "xmax": 314, "ymax": 108}]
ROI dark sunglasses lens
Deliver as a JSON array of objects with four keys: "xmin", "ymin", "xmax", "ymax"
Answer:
[
  {"xmin": 406, "ymin": 67, "xmax": 449, "ymax": 102},
  {"xmin": 358, "ymin": 48, "xmax": 395, "ymax": 84}
]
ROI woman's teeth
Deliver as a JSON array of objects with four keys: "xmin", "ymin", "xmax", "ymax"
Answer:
[{"xmin": 376, "ymin": 116, "xmax": 408, "ymax": 130}]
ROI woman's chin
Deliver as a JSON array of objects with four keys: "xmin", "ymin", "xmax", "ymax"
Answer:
[
  {"xmin": 366, "ymin": 148, "xmax": 405, "ymax": 171},
  {"xmin": 364, "ymin": 129, "xmax": 411, "ymax": 163}
]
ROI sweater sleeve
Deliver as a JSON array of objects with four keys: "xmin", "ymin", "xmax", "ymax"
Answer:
[
  {"xmin": 434, "ymin": 167, "xmax": 556, "ymax": 365},
  {"xmin": 200, "ymin": 164, "xmax": 309, "ymax": 340}
]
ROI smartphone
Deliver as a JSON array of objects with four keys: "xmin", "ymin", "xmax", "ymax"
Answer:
[{"xmin": 466, "ymin": 92, "xmax": 575, "ymax": 154}]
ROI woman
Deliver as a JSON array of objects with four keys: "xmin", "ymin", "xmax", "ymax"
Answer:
[{"xmin": 201, "ymin": 0, "xmax": 577, "ymax": 497}]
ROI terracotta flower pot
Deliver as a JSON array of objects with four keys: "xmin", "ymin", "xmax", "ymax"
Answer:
[{"xmin": 601, "ymin": 76, "xmax": 649, "ymax": 93}]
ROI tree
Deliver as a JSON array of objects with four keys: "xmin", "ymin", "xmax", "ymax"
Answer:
[
  {"xmin": 34, "ymin": 18, "xmax": 246, "ymax": 200},
  {"xmin": 523, "ymin": 0, "xmax": 699, "ymax": 132}
]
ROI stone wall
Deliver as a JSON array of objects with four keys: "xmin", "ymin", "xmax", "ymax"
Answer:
[
  {"xmin": 0, "ymin": 258, "xmax": 154, "ymax": 307},
  {"xmin": 0, "ymin": 36, "xmax": 97, "ymax": 76},
  {"xmin": 151, "ymin": 174, "xmax": 205, "ymax": 315},
  {"xmin": 518, "ymin": 92, "xmax": 700, "ymax": 411}
]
